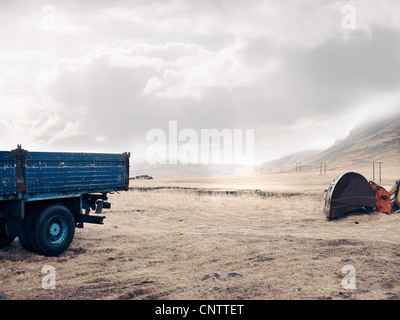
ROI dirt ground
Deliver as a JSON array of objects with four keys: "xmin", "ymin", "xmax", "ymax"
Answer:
[{"xmin": 1, "ymin": 168, "xmax": 400, "ymax": 300}]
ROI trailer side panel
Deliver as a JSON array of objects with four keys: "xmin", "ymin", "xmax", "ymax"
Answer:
[
  {"xmin": 0, "ymin": 151, "xmax": 16, "ymax": 195},
  {"xmin": 24, "ymin": 152, "xmax": 128, "ymax": 194}
]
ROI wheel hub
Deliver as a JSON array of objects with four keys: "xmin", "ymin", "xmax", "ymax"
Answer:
[
  {"xmin": 47, "ymin": 217, "xmax": 67, "ymax": 244},
  {"xmin": 49, "ymin": 223, "xmax": 61, "ymax": 236}
]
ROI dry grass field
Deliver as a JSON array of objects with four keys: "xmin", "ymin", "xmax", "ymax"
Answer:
[{"xmin": 1, "ymin": 162, "xmax": 400, "ymax": 300}]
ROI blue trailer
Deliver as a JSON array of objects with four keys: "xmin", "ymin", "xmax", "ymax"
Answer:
[{"xmin": 0, "ymin": 145, "xmax": 130, "ymax": 256}]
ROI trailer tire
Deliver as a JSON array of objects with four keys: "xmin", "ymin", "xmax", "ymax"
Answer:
[
  {"xmin": 31, "ymin": 205, "xmax": 75, "ymax": 256},
  {"xmin": 18, "ymin": 208, "xmax": 39, "ymax": 252},
  {"xmin": 1, "ymin": 214, "xmax": 16, "ymax": 249},
  {"xmin": 0, "ymin": 234, "xmax": 15, "ymax": 249}
]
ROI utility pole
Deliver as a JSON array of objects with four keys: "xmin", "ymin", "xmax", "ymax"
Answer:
[
  {"xmin": 319, "ymin": 162, "xmax": 327, "ymax": 175},
  {"xmin": 378, "ymin": 161, "xmax": 383, "ymax": 183},
  {"xmin": 296, "ymin": 162, "xmax": 301, "ymax": 173},
  {"xmin": 373, "ymin": 161, "xmax": 375, "ymax": 181},
  {"xmin": 372, "ymin": 162, "xmax": 383, "ymax": 182}
]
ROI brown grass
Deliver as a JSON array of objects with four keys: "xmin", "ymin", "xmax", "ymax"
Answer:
[{"xmin": 1, "ymin": 167, "xmax": 400, "ymax": 300}]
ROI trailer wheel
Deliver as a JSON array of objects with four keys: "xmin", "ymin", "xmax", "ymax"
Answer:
[
  {"xmin": 0, "ymin": 234, "xmax": 15, "ymax": 249},
  {"xmin": 18, "ymin": 208, "xmax": 39, "ymax": 252},
  {"xmin": 31, "ymin": 205, "xmax": 75, "ymax": 256},
  {"xmin": 0, "ymin": 219, "xmax": 15, "ymax": 248}
]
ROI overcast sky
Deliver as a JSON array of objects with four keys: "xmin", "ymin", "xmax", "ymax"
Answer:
[{"xmin": 1, "ymin": 0, "xmax": 400, "ymax": 165}]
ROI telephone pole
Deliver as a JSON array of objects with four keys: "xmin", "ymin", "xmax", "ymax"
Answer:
[
  {"xmin": 378, "ymin": 161, "xmax": 383, "ymax": 183},
  {"xmin": 373, "ymin": 162, "xmax": 383, "ymax": 182},
  {"xmin": 319, "ymin": 162, "xmax": 326, "ymax": 175},
  {"xmin": 373, "ymin": 161, "xmax": 375, "ymax": 181}
]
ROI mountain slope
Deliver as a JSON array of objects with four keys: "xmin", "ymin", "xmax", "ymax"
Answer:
[
  {"xmin": 256, "ymin": 150, "xmax": 322, "ymax": 172},
  {"xmin": 256, "ymin": 115, "xmax": 400, "ymax": 173},
  {"xmin": 312, "ymin": 116, "xmax": 400, "ymax": 164}
]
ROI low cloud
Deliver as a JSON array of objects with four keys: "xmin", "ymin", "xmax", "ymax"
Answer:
[{"xmin": 1, "ymin": 0, "xmax": 400, "ymax": 164}]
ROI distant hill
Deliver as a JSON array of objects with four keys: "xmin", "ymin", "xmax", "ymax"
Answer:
[
  {"xmin": 256, "ymin": 150, "xmax": 322, "ymax": 173},
  {"xmin": 311, "ymin": 116, "xmax": 400, "ymax": 165},
  {"xmin": 256, "ymin": 115, "xmax": 400, "ymax": 173}
]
